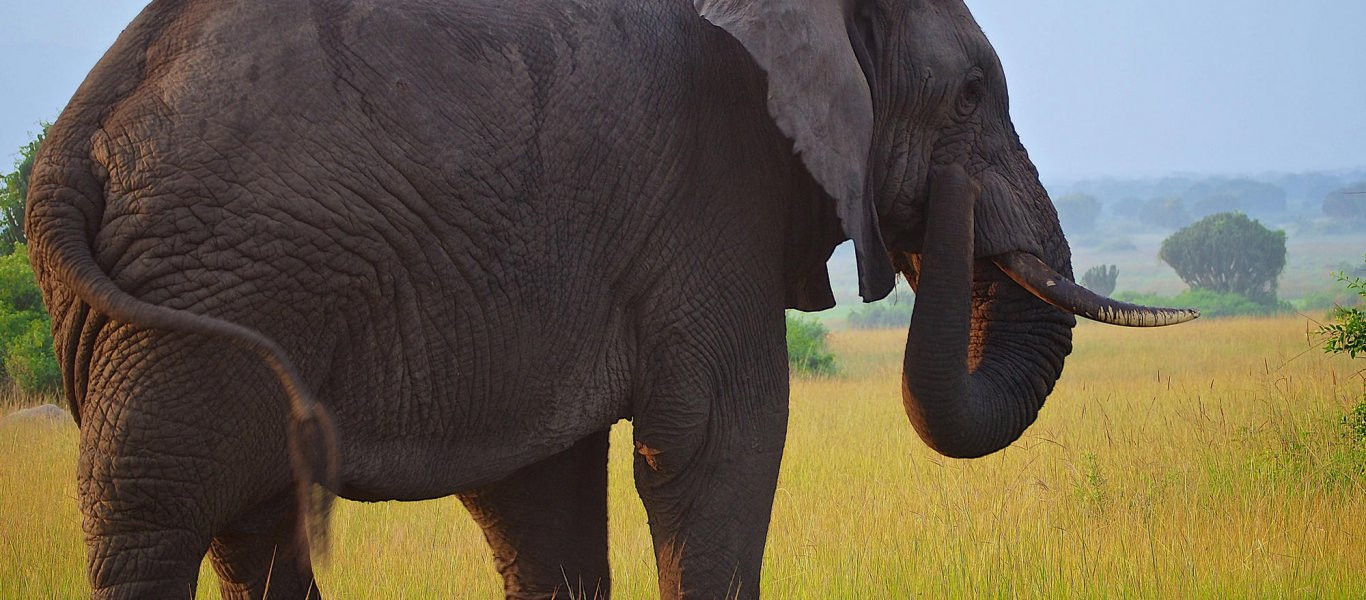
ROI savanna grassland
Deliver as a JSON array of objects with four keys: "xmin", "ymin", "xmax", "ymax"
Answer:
[{"xmin": 2, "ymin": 315, "xmax": 1363, "ymax": 598}]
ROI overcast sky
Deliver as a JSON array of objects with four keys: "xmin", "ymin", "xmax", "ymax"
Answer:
[{"xmin": 2, "ymin": 1, "xmax": 1363, "ymax": 180}]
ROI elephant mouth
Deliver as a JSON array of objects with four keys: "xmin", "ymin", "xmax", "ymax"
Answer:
[{"xmin": 991, "ymin": 251, "xmax": 1199, "ymax": 327}]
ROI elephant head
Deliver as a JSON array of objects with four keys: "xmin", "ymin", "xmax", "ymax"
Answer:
[{"xmin": 699, "ymin": 0, "xmax": 1197, "ymax": 457}]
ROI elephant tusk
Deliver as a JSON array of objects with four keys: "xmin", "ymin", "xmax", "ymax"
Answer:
[{"xmin": 993, "ymin": 252, "xmax": 1199, "ymax": 327}]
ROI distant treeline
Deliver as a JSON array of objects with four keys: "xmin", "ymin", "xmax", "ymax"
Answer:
[{"xmin": 1045, "ymin": 169, "xmax": 1366, "ymax": 236}]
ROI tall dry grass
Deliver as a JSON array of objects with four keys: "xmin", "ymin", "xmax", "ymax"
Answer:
[{"xmin": 1, "ymin": 315, "xmax": 1362, "ymax": 598}]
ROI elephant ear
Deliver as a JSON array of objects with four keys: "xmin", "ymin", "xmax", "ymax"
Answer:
[{"xmin": 696, "ymin": 0, "xmax": 895, "ymax": 302}]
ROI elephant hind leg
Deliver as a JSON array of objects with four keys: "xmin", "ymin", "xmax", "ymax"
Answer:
[
  {"xmin": 459, "ymin": 430, "xmax": 612, "ymax": 600},
  {"xmin": 79, "ymin": 327, "xmax": 309, "ymax": 598},
  {"xmin": 80, "ymin": 423, "xmax": 214, "ymax": 599},
  {"xmin": 209, "ymin": 492, "xmax": 320, "ymax": 600}
]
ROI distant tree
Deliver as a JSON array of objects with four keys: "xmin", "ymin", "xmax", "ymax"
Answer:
[
  {"xmin": 1278, "ymin": 172, "xmax": 1344, "ymax": 212},
  {"xmin": 1054, "ymin": 193, "xmax": 1101, "ymax": 234},
  {"xmin": 1139, "ymin": 196, "xmax": 1190, "ymax": 229},
  {"xmin": 1080, "ymin": 265, "xmax": 1118, "ymax": 296},
  {"xmin": 1322, "ymin": 183, "xmax": 1366, "ymax": 221},
  {"xmin": 0, "ymin": 124, "xmax": 49, "ymax": 254},
  {"xmin": 1158, "ymin": 212, "xmax": 1286, "ymax": 306}
]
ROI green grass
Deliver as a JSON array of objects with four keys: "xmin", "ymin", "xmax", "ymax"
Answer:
[{"xmin": 2, "ymin": 316, "xmax": 1363, "ymax": 598}]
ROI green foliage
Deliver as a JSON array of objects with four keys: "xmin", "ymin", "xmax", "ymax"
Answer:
[
  {"xmin": 0, "ymin": 243, "xmax": 46, "ymax": 313},
  {"xmin": 1115, "ymin": 289, "xmax": 1288, "ymax": 319},
  {"xmin": 0, "ymin": 131, "xmax": 62, "ymax": 394},
  {"xmin": 0, "ymin": 245, "xmax": 59, "ymax": 393},
  {"xmin": 1080, "ymin": 264, "xmax": 1118, "ymax": 296},
  {"xmin": 1317, "ymin": 256, "xmax": 1366, "ymax": 359},
  {"xmin": 846, "ymin": 301, "xmax": 913, "ymax": 330},
  {"xmin": 3, "ymin": 318, "xmax": 60, "ymax": 393},
  {"xmin": 1054, "ymin": 193, "xmax": 1101, "ymax": 234},
  {"xmin": 786, "ymin": 312, "xmax": 836, "ymax": 376},
  {"xmin": 0, "ymin": 124, "xmax": 49, "ymax": 254},
  {"xmin": 1315, "ymin": 257, "xmax": 1365, "ymax": 452},
  {"xmin": 1158, "ymin": 212, "xmax": 1286, "ymax": 306}
]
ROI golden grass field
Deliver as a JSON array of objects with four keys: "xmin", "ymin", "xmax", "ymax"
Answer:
[{"xmin": 2, "ymin": 315, "xmax": 1363, "ymax": 598}]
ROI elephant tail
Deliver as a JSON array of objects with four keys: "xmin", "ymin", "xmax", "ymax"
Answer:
[{"xmin": 28, "ymin": 201, "xmax": 339, "ymax": 568}]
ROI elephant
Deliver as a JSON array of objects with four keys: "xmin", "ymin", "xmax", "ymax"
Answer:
[{"xmin": 25, "ymin": 0, "xmax": 1197, "ymax": 598}]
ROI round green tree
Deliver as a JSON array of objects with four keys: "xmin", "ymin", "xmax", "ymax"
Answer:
[{"xmin": 1158, "ymin": 212, "xmax": 1286, "ymax": 306}]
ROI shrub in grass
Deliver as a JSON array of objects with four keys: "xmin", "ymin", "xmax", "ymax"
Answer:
[
  {"xmin": 786, "ymin": 312, "xmax": 836, "ymax": 376},
  {"xmin": 3, "ymin": 318, "xmax": 59, "ymax": 393}
]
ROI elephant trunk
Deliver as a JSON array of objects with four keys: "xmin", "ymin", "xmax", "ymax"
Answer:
[
  {"xmin": 899, "ymin": 164, "xmax": 1197, "ymax": 458},
  {"xmin": 899, "ymin": 164, "xmax": 1075, "ymax": 458}
]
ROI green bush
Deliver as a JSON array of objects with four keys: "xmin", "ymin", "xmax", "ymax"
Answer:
[
  {"xmin": 1318, "ymin": 256, "xmax": 1366, "ymax": 359},
  {"xmin": 4, "ymin": 317, "xmax": 59, "ymax": 393},
  {"xmin": 1316, "ymin": 256, "xmax": 1365, "ymax": 449},
  {"xmin": 0, "ymin": 245, "xmax": 60, "ymax": 393},
  {"xmin": 1115, "ymin": 289, "xmax": 1288, "ymax": 319},
  {"xmin": 847, "ymin": 301, "xmax": 914, "ymax": 329},
  {"xmin": 786, "ymin": 312, "xmax": 836, "ymax": 376}
]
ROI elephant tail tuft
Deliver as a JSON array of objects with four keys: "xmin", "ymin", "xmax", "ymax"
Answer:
[{"xmin": 290, "ymin": 400, "xmax": 340, "ymax": 569}]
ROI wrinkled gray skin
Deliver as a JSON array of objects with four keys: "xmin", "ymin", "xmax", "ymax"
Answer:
[{"xmin": 26, "ymin": 0, "xmax": 1159, "ymax": 598}]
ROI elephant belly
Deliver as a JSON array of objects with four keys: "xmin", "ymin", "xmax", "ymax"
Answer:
[{"xmin": 324, "ymin": 301, "xmax": 639, "ymax": 501}]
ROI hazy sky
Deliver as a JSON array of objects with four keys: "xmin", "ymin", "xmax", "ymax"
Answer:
[{"xmin": 2, "ymin": 1, "xmax": 1363, "ymax": 180}]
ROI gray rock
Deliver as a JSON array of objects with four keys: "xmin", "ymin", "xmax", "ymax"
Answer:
[{"xmin": 1, "ymin": 403, "xmax": 69, "ymax": 426}]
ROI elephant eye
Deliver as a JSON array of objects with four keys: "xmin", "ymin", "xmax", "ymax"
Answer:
[{"xmin": 955, "ymin": 70, "xmax": 986, "ymax": 118}]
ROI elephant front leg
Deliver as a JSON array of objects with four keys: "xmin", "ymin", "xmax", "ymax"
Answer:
[
  {"xmin": 459, "ymin": 430, "xmax": 612, "ymax": 600},
  {"xmin": 633, "ymin": 357, "xmax": 788, "ymax": 600}
]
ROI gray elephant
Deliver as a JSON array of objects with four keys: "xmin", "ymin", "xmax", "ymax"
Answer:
[{"xmin": 26, "ymin": 0, "xmax": 1195, "ymax": 598}]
